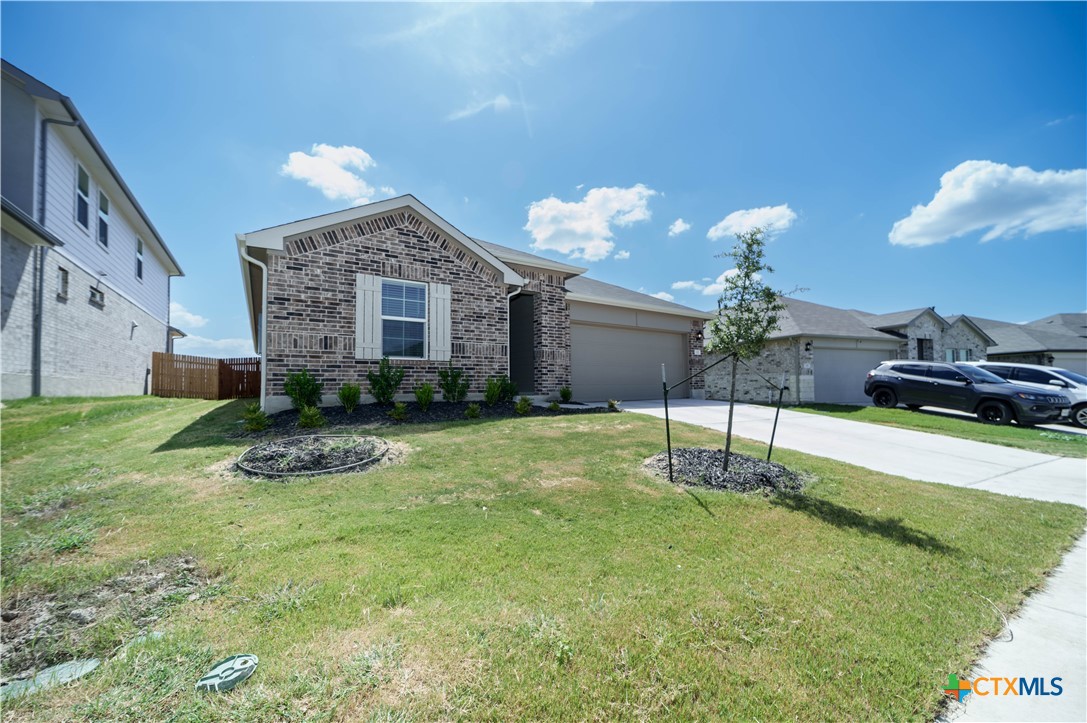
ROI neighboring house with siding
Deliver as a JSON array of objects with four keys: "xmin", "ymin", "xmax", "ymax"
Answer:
[
  {"xmin": 236, "ymin": 195, "xmax": 711, "ymax": 412},
  {"xmin": 1, "ymin": 60, "xmax": 184, "ymax": 399},
  {"xmin": 704, "ymin": 298, "xmax": 994, "ymax": 405},
  {"xmin": 969, "ymin": 313, "xmax": 1087, "ymax": 375}
]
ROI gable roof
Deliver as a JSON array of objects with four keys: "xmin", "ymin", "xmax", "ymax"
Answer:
[
  {"xmin": 239, "ymin": 195, "xmax": 524, "ymax": 286},
  {"xmin": 970, "ymin": 315, "xmax": 1087, "ymax": 354},
  {"xmin": 1027, "ymin": 313, "xmax": 1087, "ymax": 338},
  {"xmin": 474, "ymin": 239, "xmax": 587, "ymax": 277},
  {"xmin": 849, "ymin": 307, "xmax": 948, "ymax": 330},
  {"xmin": 768, "ymin": 297, "xmax": 903, "ymax": 341},
  {"xmin": 564, "ymin": 275, "xmax": 714, "ymax": 319},
  {"xmin": 2, "ymin": 59, "xmax": 182, "ymax": 276},
  {"xmin": 942, "ymin": 314, "xmax": 997, "ymax": 346}
]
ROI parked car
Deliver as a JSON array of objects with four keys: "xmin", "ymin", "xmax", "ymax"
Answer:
[
  {"xmin": 965, "ymin": 362, "xmax": 1087, "ymax": 429},
  {"xmin": 863, "ymin": 360, "xmax": 1072, "ymax": 426}
]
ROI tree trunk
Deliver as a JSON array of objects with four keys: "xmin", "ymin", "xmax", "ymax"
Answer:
[{"xmin": 724, "ymin": 355, "xmax": 738, "ymax": 472}]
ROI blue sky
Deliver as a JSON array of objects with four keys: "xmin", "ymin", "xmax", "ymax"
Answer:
[{"xmin": 4, "ymin": 1, "xmax": 1085, "ymax": 356}]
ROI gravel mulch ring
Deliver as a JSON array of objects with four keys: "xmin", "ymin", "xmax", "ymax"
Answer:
[
  {"xmin": 237, "ymin": 435, "xmax": 388, "ymax": 477},
  {"xmin": 240, "ymin": 400, "xmax": 614, "ymax": 436},
  {"xmin": 1, "ymin": 556, "xmax": 210, "ymax": 683},
  {"xmin": 645, "ymin": 448, "xmax": 805, "ymax": 494}
]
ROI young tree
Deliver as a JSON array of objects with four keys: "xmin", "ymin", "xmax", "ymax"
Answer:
[{"xmin": 709, "ymin": 227, "xmax": 787, "ymax": 472}]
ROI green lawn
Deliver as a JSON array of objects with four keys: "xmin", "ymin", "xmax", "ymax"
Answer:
[
  {"xmin": 1, "ymin": 397, "xmax": 1083, "ymax": 721},
  {"xmin": 787, "ymin": 403, "xmax": 1087, "ymax": 458}
]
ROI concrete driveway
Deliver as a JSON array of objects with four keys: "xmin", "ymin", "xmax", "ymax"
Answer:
[{"xmin": 623, "ymin": 398, "xmax": 1086, "ymax": 723}]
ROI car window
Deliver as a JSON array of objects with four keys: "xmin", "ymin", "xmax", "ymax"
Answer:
[
  {"xmin": 894, "ymin": 364, "xmax": 929, "ymax": 376},
  {"xmin": 1054, "ymin": 369, "xmax": 1087, "ymax": 385},
  {"xmin": 1015, "ymin": 368, "xmax": 1059, "ymax": 385},
  {"xmin": 955, "ymin": 364, "xmax": 1006, "ymax": 384},
  {"xmin": 929, "ymin": 366, "xmax": 966, "ymax": 381},
  {"xmin": 980, "ymin": 365, "xmax": 1013, "ymax": 379}
]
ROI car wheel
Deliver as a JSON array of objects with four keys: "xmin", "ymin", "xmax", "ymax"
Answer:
[
  {"xmin": 1072, "ymin": 405, "xmax": 1087, "ymax": 429},
  {"xmin": 872, "ymin": 388, "xmax": 897, "ymax": 408},
  {"xmin": 906, "ymin": 404, "xmax": 921, "ymax": 411},
  {"xmin": 977, "ymin": 401, "xmax": 1012, "ymax": 425}
]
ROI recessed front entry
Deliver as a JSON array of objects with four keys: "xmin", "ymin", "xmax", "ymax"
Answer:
[{"xmin": 509, "ymin": 293, "xmax": 535, "ymax": 394}]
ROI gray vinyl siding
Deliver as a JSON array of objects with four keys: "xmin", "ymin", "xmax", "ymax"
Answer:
[{"xmin": 1, "ymin": 76, "xmax": 38, "ymax": 213}]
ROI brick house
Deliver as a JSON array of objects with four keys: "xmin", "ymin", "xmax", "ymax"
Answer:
[
  {"xmin": 1, "ymin": 60, "xmax": 184, "ymax": 399},
  {"xmin": 237, "ymin": 196, "xmax": 711, "ymax": 412},
  {"xmin": 704, "ymin": 298, "xmax": 994, "ymax": 405}
]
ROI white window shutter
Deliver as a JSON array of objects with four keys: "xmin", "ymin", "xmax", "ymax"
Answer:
[
  {"xmin": 355, "ymin": 274, "xmax": 382, "ymax": 359},
  {"xmin": 429, "ymin": 282, "xmax": 451, "ymax": 361}
]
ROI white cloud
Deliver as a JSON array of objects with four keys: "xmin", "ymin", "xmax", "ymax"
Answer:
[
  {"xmin": 524, "ymin": 184, "xmax": 657, "ymax": 261},
  {"xmin": 379, "ymin": 185, "xmax": 397, "ymax": 196},
  {"xmin": 447, "ymin": 94, "xmax": 514, "ymax": 121},
  {"xmin": 668, "ymin": 218, "xmax": 691, "ymax": 236},
  {"xmin": 1046, "ymin": 115, "xmax": 1076, "ymax": 127},
  {"xmin": 281, "ymin": 144, "xmax": 377, "ymax": 206},
  {"xmin": 707, "ymin": 204, "xmax": 797, "ymax": 240},
  {"xmin": 169, "ymin": 302, "xmax": 207, "ymax": 329},
  {"xmin": 173, "ymin": 335, "xmax": 256, "ymax": 359},
  {"xmin": 671, "ymin": 280, "xmax": 705, "ymax": 291},
  {"xmin": 889, "ymin": 160, "xmax": 1087, "ymax": 247},
  {"xmin": 701, "ymin": 268, "xmax": 741, "ymax": 297},
  {"xmin": 650, "ymin": 291, "xmax": 675, "ymax": 302},
  {"xmin": 614, "ymin": 250, "xmax": 631, "ymax": 260}
]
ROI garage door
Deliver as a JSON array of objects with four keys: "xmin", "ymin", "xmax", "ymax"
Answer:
[
  {"xmin": 813, "ymin": 348, "xmax": 889, "ymax": 404},
  {"xmin": 571, "ymin": 323, "xmax": 688, "ymax": 401}
]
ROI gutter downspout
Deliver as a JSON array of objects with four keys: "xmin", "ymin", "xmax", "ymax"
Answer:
[
  {"xmin": 237, "ymin": 236, "xmax": 269, "ymax": 411},
  {"xmin": 31, "ymin": 116, "xmax": 81, "ymax": 396}
]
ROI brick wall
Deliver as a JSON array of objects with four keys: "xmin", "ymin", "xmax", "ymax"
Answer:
[
  {"xmin": 688, "ymin": 321, "xmax": 705, "ymax": 397},
  {"xmin": 704, "ymin": 338, "xmax": 809, "ymax": 404},
  {"xmin": 510, "ymin": 265, "xmax": 570, "ymax": 396},
  {"xmin": 264, "ymin": 211, "xmax": 510, "ymax": 404}
]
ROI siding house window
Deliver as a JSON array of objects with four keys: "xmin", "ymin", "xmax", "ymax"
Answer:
[
  {"xmin": 57, "ymin": 267, "xmax": 69, "ymax": 299},
  {"xmin": 75, "ymin": 166, "xmax": 90, "ymax": 229},
  {"xmin": 381, "ymin": 280, "xmax": 426, "ymax": 358},
  {"xmin": 135, "ymin": 238, "xmax": 144, "ymax": 280},
  {"xmin": 89, "ymin": 286, "xmax": 105, "ymax": 307},
  {"xmin": 97, "ymin": 192, "xmax": 110, "ymax": 247}
]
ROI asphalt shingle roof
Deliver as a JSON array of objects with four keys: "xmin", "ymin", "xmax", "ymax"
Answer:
[
  {"xmin": 969, "ymin": 316, "xmax": 1087, "ymax": 354},
  {"xmin": 768, "ymin": 298, "xmax": 901, "ymax": 341}
]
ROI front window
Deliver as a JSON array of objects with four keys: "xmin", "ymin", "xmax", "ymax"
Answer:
[
  {"xmin": 76, "ymin": 166, "xmax": 90, "ymax": 229},
  {"xmin": 98, "ymin": 192, "xmax": 110, "ymax": 247},
  {"xmin": 381, "ymin": 280, "xmax": 426, "ymax": 358},
  {"xmin": 135, "ymin": 238, "xmax": 144, "ymax": 280}
]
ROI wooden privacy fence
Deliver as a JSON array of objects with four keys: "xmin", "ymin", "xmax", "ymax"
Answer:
[{"xmin": 151, "ymin": 352, "xmax": 261, "ymax": 400}]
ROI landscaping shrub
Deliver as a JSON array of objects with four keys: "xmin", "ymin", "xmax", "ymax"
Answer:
[
  {"xmin": 484, "ymin": 374, "xmax": 518, "ymax": 406},
  {"xmin": 414, "ymin": 383, "xmax": 435, "ymax": 412},
  {"xmin": 548, "ymin": 401, "xmax": 561, "ymax": 412},
  {"xmin": 388, "ymin": 402, "xmax": 408, "ymax": 422},
  {"xmin": 464, "ymin": 403, "xmax": 481, "ymax": 419},
  {"xmin": 559, "ymin": 386, "xmax": 572, "ymax": 403},
  {"xmin": 367, "ymin": 357, "xmax": 405, "ymax": 405},
  {"xmin": 338, "ymin": 383, "xmax": 361, "ymax": 414},
  {"xmin": 298, "ymin": 405, "xmax": 326, "ymax": 428},
  {"xmin": 284, "ymin": 369, "xmax": 323, "ymax": 410},
  {"xmin": 516, "ymin": 396, "xmax": 532, "ymax": 416},
  {"xmin": 242, "ymin": 402, "xmax": 270, "ymax": 432},
  {"xmin": 608, "ymin": 399, "xmax": 621, "ymax": 412},
  {"xmin": 437, "ymin": 361, "xmax": 470, "ymax": 403}
]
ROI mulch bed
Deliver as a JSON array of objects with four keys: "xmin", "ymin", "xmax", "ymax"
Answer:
[
  {"xmin": 645, "ymin": 448, "xmax": 805, "ymax": 494},
  {"xmin": 250, "ymin": 400, "xmax": 613, "ymax": 436},
  {"xmin": 237, "ymin": 435, "xmax": 386, "ymax": 477}
]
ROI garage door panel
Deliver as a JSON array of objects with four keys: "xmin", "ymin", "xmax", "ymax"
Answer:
[
  {"xmin": 571, "ymin": 323, "xmax": 688, "ymax": 401},
  {"xmin": 813, "ymin": 348, "xmax": 888, "ymax": 404}
]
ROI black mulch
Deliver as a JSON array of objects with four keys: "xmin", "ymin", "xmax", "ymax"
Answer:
[
  {"xmin": 245, "ymin": 400, "xmax": 614, "ymax": 436},
  {"xmin": 237, "ymin": 435, "xmax": 384, "ymax": 476},
  {"xmin": 645, "ymin": 448, "xmax": 805, "ymax": 494}
]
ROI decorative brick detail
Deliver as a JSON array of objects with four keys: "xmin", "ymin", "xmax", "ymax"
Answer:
[
  {"xmin": 511, "ymin": 265, "xmax": 571, "ymax": 396},
  {"xmin": 688, "ymin": 321, "xmax": 705, "ymax": 391},
  {"xmin": 265, "ymin": 213, "xmax": 509, "ymax": 398}
]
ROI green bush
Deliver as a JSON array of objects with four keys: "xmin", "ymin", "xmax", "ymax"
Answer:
[
  {"xmin": 284, "ymin": 369, "xmax": 323, "ymax": 410},
  {"xmin": 515, "ymin": 396, "xmax": 532, "ymax": 416},
  {"xmin": 437, "ymin": 362, "xmax": 469, "ymax": 403},
  {"xmin": 367, "ymin": 357, "xmax": 405, "ymax": 405},
  {"xmin": 607, "ymin": 399, "xmax": 621, "ymax": 412},
  {"xmin": 298, "ymin": 405, "xmax": 325, "ymax": 428},
  {"xmin": 242, "ymin": 402, "xmax": 270, "ymax": 432},
  {"xmin": 414, "ymin": 383, "xmax": 435, "ymax": 412},
  {"xmin": 559, "ymin": 386, "xmax": 572, "ymax": 403},
  {"xmin": 484, "ymin": 374, "xmax": 518, "ymax": 406},
  {"xmin": 388, "ymin": 402, "xmax": 408, "ymax": 422},
  {"xmin": 548, "ymin": 401, "xmax": 561, "ymax": 412},
  {"xmin": 464, "ymin": 402, "xmax": 481, "ymax": 419},
  {"xmin": 338, "ymin": 383, "xmax": 361, "ymax": 414}
]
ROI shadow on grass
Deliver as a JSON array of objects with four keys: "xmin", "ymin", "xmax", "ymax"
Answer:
[
  {"xmin": 684, "ymin": 488, "xmax": 716, "ymax": 518},
  {"xmin": 771, "ymin": 493, "xmax": 957, "ymax": 554},
  {"xmin": 153, "ymin": 399, "xmax": 253, "ymax": 452}
]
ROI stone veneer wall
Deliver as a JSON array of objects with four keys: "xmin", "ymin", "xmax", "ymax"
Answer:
[
  {"xmin": 942, "ymin": 321, "xmax": 989, "ymax": 361},
  {"xmin": 264, "ymin": 211, "xmax": 509, "ymax": 401},
  {"xmin": 895, "ymin": 315, "xmax": 988, "ymax": 362},
  {"xmin": 704, "ymin": 338, "xmax": 811, "ymax": 404},
  {"xmin": 688, "ymin": 320, "xmax": 705, "ymax": 397},
  {"xmin": 509, "ymin": 264, "xmax": 571, "ymax": 397}
]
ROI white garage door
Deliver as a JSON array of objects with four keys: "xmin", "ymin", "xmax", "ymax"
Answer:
[
  {"xmin": 813, "ymin": 348, "xmax": 889, "ymax": 404},
  {"xmin": 571, "ymin": 323, "xmax": 689, "ymax": 401}
]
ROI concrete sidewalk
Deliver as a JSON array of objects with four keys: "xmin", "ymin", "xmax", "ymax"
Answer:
[{"xmin": 623, "ymin": 399, "xmax": 1086, "ymax": 722}]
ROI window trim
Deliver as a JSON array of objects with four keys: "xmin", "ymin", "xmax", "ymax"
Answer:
[
  {"xmin": 57, "ymin": 267, "xmax": 69, "ymax": 299},
  {"xmin": 89, "ymin": 285, "xmax": 105, "ymax": 307},
  {"xmin": 75, "ymin": 164, "xmax": 90, "ymax": 231},
  {"xmin": 380, "ymin": 278, "xmax": 428, "ymax": 360},
  {"xmin": 97, "ymin": 190, "xmax": 110, "ymax": 249},
  {"xmin": 135, "ymin": 237, "xmax": 144, "ymax": 281}
]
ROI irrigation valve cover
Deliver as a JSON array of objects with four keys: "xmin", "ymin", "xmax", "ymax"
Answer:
[{"xmin": 195, "ymin": 654, "xmax": 258, "ymax": 693}]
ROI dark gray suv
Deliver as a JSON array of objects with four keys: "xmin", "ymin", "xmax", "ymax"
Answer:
[{"xmin": 863, "ymin": 361, "xmax": 1071, "ymax": 426}]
